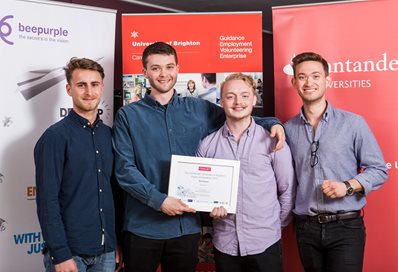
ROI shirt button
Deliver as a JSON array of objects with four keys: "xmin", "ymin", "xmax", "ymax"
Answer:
[
  {"xmin": 99, "ymin": 189, "xmax": 102, "ymax": 192},
  {"xmin": 96, "ymin": 150, "xmax": 99, "ymax": 154},
  {"xmin": 98, "ymin": 169, "xmax": 101, "ymax": 173},
  {"xmin": 100, "ymin": 208, "xmax": 103, "ymax": 212},
  {"xmin": 92, "ymin": 132, "xmax": 95, "ymax": 135}
]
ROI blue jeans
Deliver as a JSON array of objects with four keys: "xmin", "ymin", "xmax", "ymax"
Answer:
[
  {"xmin": 295, "ymin": 216, "xmax": 366, "ymax": 272},
  {"xmin": 44, "ymin": 251, "xmax": 115, "ymax": 272}
]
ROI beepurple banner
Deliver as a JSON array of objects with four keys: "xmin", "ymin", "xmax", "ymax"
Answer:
[
  {"xmin": 0, "ymin": 1, "xmax": 116, "ymax": 271},
  {"xmin": 272, "ymin": 0, "xmax": 398, "ymax": 271}
]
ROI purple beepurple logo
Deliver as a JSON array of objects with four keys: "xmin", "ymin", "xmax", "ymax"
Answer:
[{"xmin": 0, "ymin": 15, "xmax": 14, "ymax": 45}]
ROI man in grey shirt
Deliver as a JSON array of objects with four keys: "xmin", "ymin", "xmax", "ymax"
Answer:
[{"xmin": 285, "ymin": 52, "xmax": 388, "ymax": 272}]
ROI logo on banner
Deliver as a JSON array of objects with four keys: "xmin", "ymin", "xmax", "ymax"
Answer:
[
  {"xmin": 2, "ymin": 116, "xmax": 13, "ymax": 127},
  {"xmin": 27, "ymin": 186, "xmax": 36, "ymax": 200},
  {"xmin": 131, "ymin": 30, "xmax": 139, "ymax": 38},
  {"xmin": 0, "ymin": 218, "xmax": 7, "ymax": 232},
  {"xmin": 59, "ymin": 103, "xmax": 111, "ymax": 122},
  {"xmin": 283, "ymin": 53, "xmax": 398, "ymax": 89},
  {"xmin": 13, "ymin": 231, "xmax": 44, "ymax": 255},
  {"xmin": 0, "ymin": 15, "xmax": 14, "ymax": 45}
]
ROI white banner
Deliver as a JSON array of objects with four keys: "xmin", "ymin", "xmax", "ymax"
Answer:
[{"xmin": 0, "ymin": 0, "xmax": 116, "ymax": 271}]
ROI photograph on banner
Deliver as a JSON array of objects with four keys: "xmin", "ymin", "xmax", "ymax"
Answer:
[
  {"xmin": 122, "ymin": 12, "xmax": 263, "ymax": 107},
  {"xmin": 122, "ymin": 72, "xmax": 264, "ymax": 107}
]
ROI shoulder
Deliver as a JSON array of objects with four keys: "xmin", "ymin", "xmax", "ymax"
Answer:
[
  {"xmin": 284, "ymin": 114, "xmax": 301, "ymax": 131},
  {"xmin": 331, "ymin": 107, "xmax": 366, "ymax": 125},
  {"xmin": 197, "ymin": 127, "xmax": 223, "ymax": 156},
  {"xmin": 42, "ymin": 118, "xmax": 69, "ymax": 138},
  {"xmin": 35, "ymin": 118, "xmax": 69, "ymax": 150},
  {"xmin": 200, "ymin": 127, "xmax": 222, "ymax": 145}
]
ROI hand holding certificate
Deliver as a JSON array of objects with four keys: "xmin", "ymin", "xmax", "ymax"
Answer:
[{"xmin": 168, "ymin": 155, "xmax": 240, "ymax": 213}]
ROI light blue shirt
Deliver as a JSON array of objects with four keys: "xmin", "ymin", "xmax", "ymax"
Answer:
[{"xmin": 285, "ymin": 103, "xmax": 388, "ymax": 216}]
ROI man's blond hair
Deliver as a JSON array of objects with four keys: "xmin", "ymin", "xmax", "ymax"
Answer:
[{"xmin": 220, "ymin": 73, "xmax": 256, "ymax": 96}]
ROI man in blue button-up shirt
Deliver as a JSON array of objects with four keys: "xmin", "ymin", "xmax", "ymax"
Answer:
[
  {"xmin": 34, "ymin": 58, "xmax": 118, "ymax": 272},
  {"xmin": 285, "ymin": 52, "xmax": 388, "ymax": 272},
  {"xmin": 112, "ymin": 42, "xmax": 285, "ymax": 272}
]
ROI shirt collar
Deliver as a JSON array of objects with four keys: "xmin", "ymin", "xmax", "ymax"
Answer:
[
  {"xmin": 299, "ymin": 101, "xmax": 332, "ymax": 123},
  {"xmin": 221, "ymin": 117, "xmax": 255, "ymax": 138},
  {"xmin": 68, "ymin": 109, "xmax": 101, "ymax": 128},
  {"xmin": 143, "ymin": 89, "xmax": 178, "ymax": 107}
]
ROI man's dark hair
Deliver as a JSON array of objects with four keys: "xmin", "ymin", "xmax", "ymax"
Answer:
[
  {"xmin": 201, "ymin": 73, "xmax": 216, "ymax": 84},
  {"xmin": 292, "ymin": 52, "xmax": 329, "ymax": 76},
  {"xmin": 64, "ymin": 57, "xmax": 104, "ymax": 84},
  {"xmin": 142, "ymin": 42, "xmax": 178, "ymax": 68}
]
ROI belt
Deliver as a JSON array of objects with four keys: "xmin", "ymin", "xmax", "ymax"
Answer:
[{"xmin": 296, "ymin": 211, "xmax": 361, "ymax": 224}]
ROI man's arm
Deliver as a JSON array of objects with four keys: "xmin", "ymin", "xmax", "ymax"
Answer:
[
  {"xmin": 253, "ymin": 116, "xmax": 285, "ymax": 151},
  {"xmin": 34, "ymin": 130, "xmax": 73, "ymax": 265},
  {"xmin": 321, "ymin": 115, "xmax": 388, "ymax": 198},
  {"xmin": 206, "ymin": 101, "xmax": 285, "ymax": 150},
  {"xmin": 272, "ymin": 142, "xmax": 296, "ymax": 227},
  {"xmin": 112, "ymin": 109, "xmax": 166, "ymax": 210},
  {"xmin": 112, "ymin": 109, "xmax": 195, "ymax": 215}
]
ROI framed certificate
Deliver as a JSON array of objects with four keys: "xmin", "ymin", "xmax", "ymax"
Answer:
[{"xmin": 168, "ymin": 155, "xmax": 240, "ymax": 213}]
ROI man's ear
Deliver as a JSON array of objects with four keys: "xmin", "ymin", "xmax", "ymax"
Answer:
[
  {"xmin": 66, "ymin": 84, "xmax": 72, "ymax": 97},
  {"xmin": 326, "ymin": 75, "xmax": 331, "ymax": 85},
  {"xmin": 252, "ymin": 93, "xmax": 257, "ymax": 106}
]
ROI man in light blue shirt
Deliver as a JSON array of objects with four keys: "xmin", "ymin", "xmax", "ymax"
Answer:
[
  {"xmin": 197, "ymin": 73, "xmax": 296, "ymax": 272},
  {"xmin": 285, "ymin": 52, "xmax": 388, "ymax": 272}
]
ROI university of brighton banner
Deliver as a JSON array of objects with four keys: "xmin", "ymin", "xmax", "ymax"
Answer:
[
  {"xmin": 121, "ymin": 12, "xmax": 264, "ymax": 107},
  {"xmin": 0, "ymin": 1, "xmax": 116, "ymax": 271},
  {"xmin": 272, "ymin": 0, "xmax": 398, "ymax": 271}
]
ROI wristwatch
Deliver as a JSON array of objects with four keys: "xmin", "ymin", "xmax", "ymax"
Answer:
[{"xmin": 344, "ymin": 181, "xmax": 354, "ymax": 196}]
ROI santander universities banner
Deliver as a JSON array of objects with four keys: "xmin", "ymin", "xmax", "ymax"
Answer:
[
  {"xmin": 272, "ymin": 0, "xmax": 398, "ymax": 271},
  {"xmin": 0, "ymin": 1, "xmax": 116, "ymax": 271}
]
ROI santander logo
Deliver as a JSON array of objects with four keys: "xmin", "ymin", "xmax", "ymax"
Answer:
[
  {"xmin": 283, "ymin": 53, "xmax": 398, "ymax": 89},
  {"xmin": 283, "ymin": 53, "xmax": 398, "ymax": 76}
]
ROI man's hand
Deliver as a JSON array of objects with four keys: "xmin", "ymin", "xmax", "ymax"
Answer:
[
  {"xmin": 321, "ymin": 180, "xmax": 347, "ymax": 199},
  {"xmin": 160, "ymin": 197, "xmax": 196, "ymax": 216},
  {"xmin": 209, "ymin": 206, "xmax": 228, "ymax": 219},
  {"xmin": 115, "ymin": 246, "xmax": 123, "ymax": 272},
  {"xmin": 270, "ymin": 124, "xmax": 285, "ymax": 151},
  {"xmin": 54, "ymin": 258, "xmax": 78, "ymax": 272}
]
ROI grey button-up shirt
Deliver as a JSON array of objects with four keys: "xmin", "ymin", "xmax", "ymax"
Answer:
[{"xmin": 285, "ymin": 103, "xmax": 388, "ymax": 216}]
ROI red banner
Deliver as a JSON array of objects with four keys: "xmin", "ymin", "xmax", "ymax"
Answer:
[
  {"xmin": 273, "ymin": 0, "xmax": 398, "ymax": 271},
  {"xmin": 122, "ymin": 12, "xmax": 262, "ymax": 74}
]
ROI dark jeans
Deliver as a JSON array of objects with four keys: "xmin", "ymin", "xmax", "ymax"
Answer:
[
  {"xmin": 295, "ymin": 216, "xmax": 366, "ymax": 272},
  {"xmin": 122, "ymin": 231, "xmax": 200, "ymax": 272},
  {"xmin": 214, "ymin": 240, "xmax": 282, "ymax": 272}
]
